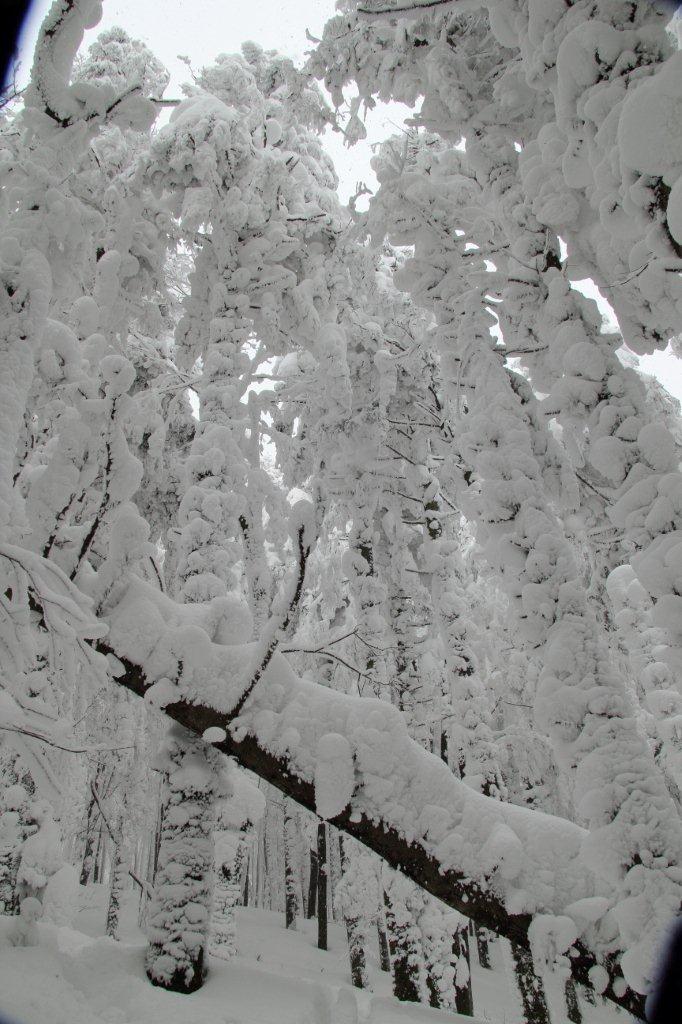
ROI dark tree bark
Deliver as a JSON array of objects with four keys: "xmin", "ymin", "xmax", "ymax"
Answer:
[
  {"xmin": 307, "ymin": 847, "xmax": 318, "ymax": 919},
  {"xmin": 426, "ymin": 969, "xmax": 441, "ymax": 1009},
  {"xmin": 453, "ymin": 923, "xmax": 474, "ymax": 1017},
  {"xmin": 92, "ymin": 825, "xmax": 104, "ymax": 883},
  {"xmin": 151, "ymin": 782, "xmax": 164, "ymax": 885},
  {"xmin": 317, "ymin": 822, "xmax": 328, "ymax": 951},
  {"xmin": 582, "ymin": 982, "xmax": 597, "ymax": 1006},
  {"xmin": 80, "ymin": 762, "xmax": 105, "ymax": 886},
  {"xmin": 565, "ymin": 977, "xmax": 583, "ymax": 1024},
  {"xmin": 284, "ymin": 806, "xmax": 298, "ymax": 930},
  {"xmin": 475, "ymin": 923, "xmax": 493, "ymax": 969},
  {"xmin": 509, "ymin": 941, "xmax": 551, "ymax": 1024},
  {"xmin": 378, "ymin": 920, "xmax": 391, "ymax": 972},
  {"xmin": 243, "ymin": 858, "xmax": 250, "ymax": 907},
  {"xmin": 104, "ymin": 647, "xmax": 645, "ymax": 1020},
  {"xmin": 383, "ymin": 887, "xmax": 421, "ymax": 1004}
]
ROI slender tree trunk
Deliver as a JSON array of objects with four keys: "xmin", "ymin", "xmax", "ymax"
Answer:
[
  {"xmin": 92, "ymin": 825, "xmax": 104, "ymax": 883},
  {"xmin": 307, "ymin": 847, "xmax": 318, "ymax": 919},
  {"xmin": 80, "ymin": 795, "xmax": 99, "ymax": 885},
  {"xmin": 509, "ymin": 941, "xmax": 551, "ymax": 1024},
  {"xmin": 378, "ymin": 919, "xmax": 391, "ymax": 972},
  {"xmin": 210, "ymin": 840, "xmax": 240, "ymax": 960},
  {"xmin": 151, "ymin": 779, "xmax": 164, "ymax": 885},
  {"xmin": 475, "ymin": 923, "xmax": 493, "ymax": 969},
  {"xmin": 138, "ymin": 832, "xmax": 154, "ymax": 929},
  {"xmin": 284, "ymin": 806, "xmax": 298, "ymax": 930},
  {"xmin": 383, "ymin": 887, "xmax": 421, "ymax": 1004},
  {"xmin": 453, "ymin": 922, "xmax": 474, "ymax": 1016},
  {"xmin": 338, "ymin": 836, "xmax": 369, "ymax": 989},
  {"xmin": 426, "ymin": 971, "xmax": 441, "ymax": 1009},
  {"xmin": 317, "ymin": 821, "xmax": 328, "ymax": 951},
  {"xmin": 106, "ymin": 818, "xmax": 126, "ymax": 940},
  {"xmin": 243, "ymin": 857, "xmax": 250, "ymax": 907},
  {"xmin": 565, "ymin": 977, "xmax": 582, "ymax": 1023}
]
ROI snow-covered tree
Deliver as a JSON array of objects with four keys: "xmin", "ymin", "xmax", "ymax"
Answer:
[{"xmin": 4, "ymin": 4, "xmax": 682, "ymax": 1021}]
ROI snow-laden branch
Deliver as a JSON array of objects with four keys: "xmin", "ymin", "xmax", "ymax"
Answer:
[
  {"xmin": 99, "ymin": 574, "xmax": 643, "ymax": 1018},
  {"xmin": 356, "ymin": 0, "xmax": 478, "ymax": 19},
  {"xmin": 0, "ymin": 723, "xmax": 133, "ymax": 756}
]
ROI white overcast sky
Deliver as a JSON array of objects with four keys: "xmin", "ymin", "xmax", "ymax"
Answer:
[{"xmin": 16, "ymin": 0, "xmax": 682, "ymax": 401}]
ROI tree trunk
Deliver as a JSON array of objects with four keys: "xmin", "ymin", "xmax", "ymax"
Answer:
[
  {"xmin": 242, "ymin": 852, "xmax": 250, "ymax": 907},
  {"xmin": 338, "ymin": 836, "xmax": 369, "ymax": 989},
  {"xmin": 0, "ymin": 850, "xmax": 15, "ymax": 913},
  {"xmin": 151, "ymin": 778, "xmax": 164, "ymax": 885},
  {"xmin": 475, "ymin": 923, "xmax": 493, "ymax": 969},
  {"xmin": 582, "ymin": 982, "xmax": 596, "ymax": 1006},
  {"xmin": 210, "ymin": 846, "xmax": 240, "ymax": 959},
  {"xmin": 317, "ymin": 821, "xmax": 328, "ymax": 951},
  {"xmin": 565, "ymin": 977, "xmax": 582, "ymax": 1024},
  {"xmin": 80, "ymin": 771, "xmax": 102, "ymax": 886},
  {"xmin": 453, "ymin": 923, "xmax": 474, "ymax": 1016},
  {"xmin": 107, "ymin": 648, "xmax": 646, "ymax": 1020},
  {"xmin": 307, "ymin": 847, "xmax": 318, "ymax": 919},
  {"xmin": 383, "ymin": 886, "xmax": 421, "ymax": 1004},
  {"xmin": 378, "ymin": 919, "xmax": 391, "ymax": 972},
  {"xmin": 284, "ymin": 805, "xmax": 298, "ymax": 930},
  {"xmin": 106, "ymin": 822, "xmax": 125, "ymax": 940},
  {"xmin": 92, "ymin": 825, "xmax": 104, "ymax": 884},
  {"xmin": 509, "ymin": 940, "xmax": 551, "ymax": 1024},
  {"xmin": 146, "ymin": 727, "xmax": 219, "ymax": 994}
]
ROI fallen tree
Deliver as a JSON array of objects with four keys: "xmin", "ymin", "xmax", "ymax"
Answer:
[{"xmin": 97, "ymin": 575, "xmax": 644, "ymax": 1018}]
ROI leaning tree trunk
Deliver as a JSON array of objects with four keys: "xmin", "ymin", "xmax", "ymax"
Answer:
[
  {"xmin": 80, "ymin": 762, "xmax": 106, "ymax": 886},
  {"xmin": 146, "ymin": 727, "xmax": 220, "ymax": 994},
  {"xmin": 317, "ymin": 821, "xmax": 328, "ymax": 951},
  {"xmin": 508, "ymin": 940, "xmax": 551, "ymax": 1024},
  {"xmin": 106, "ymin": 642, "xmax": 644, "ymax": 1019}
]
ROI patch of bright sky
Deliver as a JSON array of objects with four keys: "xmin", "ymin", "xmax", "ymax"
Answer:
[
  {"xmin": 17, "ymin": 0, "xmax": 682, "ymax": 403},
  {"xmin": 16, "ymin": 0, "xmax": 411, "ymax": 206}
]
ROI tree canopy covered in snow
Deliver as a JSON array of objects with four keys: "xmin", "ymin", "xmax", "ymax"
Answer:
[{"xmin": 2, "ymin": 1, "xmax": 682, "ymax": 1021}]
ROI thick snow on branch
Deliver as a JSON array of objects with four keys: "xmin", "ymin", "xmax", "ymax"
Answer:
[
  {"xmin": 104, "ymin": 575, "xmax": 652, "ymax": 1014},
  {"xmin": 103, "ymin": 577, "xmax": 632, "ymax": 954}
]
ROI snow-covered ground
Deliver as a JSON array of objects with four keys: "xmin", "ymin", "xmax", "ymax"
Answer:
[{"xmin": 0, "ymin": 888, "xmax": 624, "ymax": 1024}]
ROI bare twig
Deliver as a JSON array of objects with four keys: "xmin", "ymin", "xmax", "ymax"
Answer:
[
  {"xmin": 0, "ymin": 723, "xmax": 133, "ymax": 756},
  {"xmin": 227, "ymin": 524, "xmax": 313, "ymax": 722}
]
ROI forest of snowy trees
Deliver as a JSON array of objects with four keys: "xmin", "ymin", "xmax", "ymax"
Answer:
[{"xmin": 2, "ymin": 1, "xmax": 682, "ymax": 1022}]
